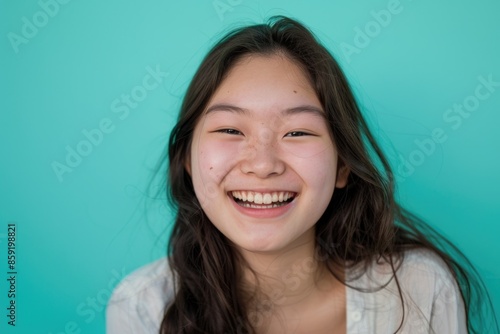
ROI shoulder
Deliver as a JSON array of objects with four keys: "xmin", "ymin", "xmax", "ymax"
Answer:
[
  {"xmin": 106, "ymin": 257, "xmax": 174, "ymax": 333},
  {"xmin": 348, "ymin": 248, "xmax": 457, "ymax": 287},
  {"xmin": 395, "ymin": 248, "xmax": 457, "ymax": 289},
  {"xmin": 109, "ymin": 256, "xmax": 173, "ymax": 303},
  {"xmin": 358, "ymin": 248, "xmax": 458, "ymax": 290},
  {"xmin": 346, "ymin": 248, "xmax": 467, "ymax": 333},
  {"xmin": 373, "ymin": 248, "xmax": 462, "ymax": 306}
]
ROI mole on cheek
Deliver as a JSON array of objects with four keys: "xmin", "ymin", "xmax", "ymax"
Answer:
[
  {"xmin": 293, "ymin": 90, "xmax": 297, "ymax": 93},
  {"xmin": 210, "ymin": 167, "xmax": 213, "ymax": 170}
]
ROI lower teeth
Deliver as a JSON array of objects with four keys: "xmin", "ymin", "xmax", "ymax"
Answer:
[{"xmin": 238, "ymin": 202, "xmax": 287, "ymax": 209}]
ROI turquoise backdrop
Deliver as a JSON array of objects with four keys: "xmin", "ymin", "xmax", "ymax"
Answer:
[{"xmin": 1, "ymin": 0, "xmax": 499, "ymax": 333}]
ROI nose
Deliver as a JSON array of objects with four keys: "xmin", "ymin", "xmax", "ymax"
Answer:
[{"xmin": 239, "ymin": 128, "xmax": 286, "ymax": 178}]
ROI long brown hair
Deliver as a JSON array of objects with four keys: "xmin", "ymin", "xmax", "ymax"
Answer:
[{"xmin": 160, "ymin": 16, "xmax": 497, "ymax": 333}]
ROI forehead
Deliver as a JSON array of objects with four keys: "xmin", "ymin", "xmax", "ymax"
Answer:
[
  {"xmin": 204, "ymin": 54, "xmax": 321, "ymax": 116},
  {"xmin": 225, "ymin": 53, "xmax": 312, "ymax": 84}
]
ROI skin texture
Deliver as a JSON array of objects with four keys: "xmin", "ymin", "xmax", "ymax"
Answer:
[
  {"xmin": 187, "ymin": 54, "xmax": 349, "ymax": 332},
  {"xmin": 188, "ymin": 53, "xmax": 348, "ymax": 255}
]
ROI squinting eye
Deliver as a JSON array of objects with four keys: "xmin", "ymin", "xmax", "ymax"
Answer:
[
  {"xmin": 216, "ymin": 128, "xmax": 242, "ymax": 135},
  {"xmin": 285, "ymin": 131, "xmax": 309, "ymax": 137}
]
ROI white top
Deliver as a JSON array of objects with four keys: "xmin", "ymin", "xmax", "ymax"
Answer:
[{"xmin": 106, "ymin": 249, "xmax": 467, "ymax": 333}]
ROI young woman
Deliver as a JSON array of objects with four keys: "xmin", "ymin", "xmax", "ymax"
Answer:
[{"xmin": 107, "ymin": 16, "xmax": 497, "ymax": 333}]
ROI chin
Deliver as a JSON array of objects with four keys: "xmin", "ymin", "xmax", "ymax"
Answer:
[{"xmin": 233, "ymin": 235, "xmax": 292, "ymax": 255}]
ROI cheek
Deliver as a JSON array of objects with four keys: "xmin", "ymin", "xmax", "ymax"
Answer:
[
  {"xmin": 191, "ymin": 138, "xmax": 241, "ymax": 207},
  {"xmin": 197, "ymin": 140, "xmax": 239, "ymax": 181},
  {"xmin": 281, "ymin": 139, "xmax": 332, "ymax": 160},
  {"xmin": 292, "ymin": 146, "xmax": 338, "ymax": 192}
]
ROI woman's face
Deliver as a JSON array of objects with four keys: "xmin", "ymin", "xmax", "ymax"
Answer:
[{"xmin": 187, "ymin": 54, "xmax": 348, "ymax": 254}]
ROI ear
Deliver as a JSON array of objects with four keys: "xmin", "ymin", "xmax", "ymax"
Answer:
[{"xmin": 335, "ymin": 160, "xmax": 350, "ymax": 188}]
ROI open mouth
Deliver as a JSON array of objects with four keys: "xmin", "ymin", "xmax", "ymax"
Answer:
[{"xmin": 230, "ymin": 191, "xmax": 296, "ymax": 209}]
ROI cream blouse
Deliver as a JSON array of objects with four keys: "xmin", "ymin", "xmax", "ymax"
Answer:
[{"xmin": 106, "ymin": 249, "xmax": 467, "ymax": 333}]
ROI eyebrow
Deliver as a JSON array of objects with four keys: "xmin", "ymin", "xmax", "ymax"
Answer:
[
  {"xmin": 204, "ymin": 103, "xmax": 325, "ymax": 118},
  {"xmin": 205, "ymin": 104, "xmax": 248, "ymax": 115}
]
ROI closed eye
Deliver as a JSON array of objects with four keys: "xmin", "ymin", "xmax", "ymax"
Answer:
[
  {"xmin": 284, "ymin": 131, "xmax": 311, "ymax": 137},
  {"xmin": 215, "ymin": 128, "xmax": 242, "ymax": 135}
]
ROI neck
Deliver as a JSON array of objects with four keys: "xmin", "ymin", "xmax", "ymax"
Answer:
[{"xmin": 238, "ymin": 230, "xmax": 340, "ymax": 309}]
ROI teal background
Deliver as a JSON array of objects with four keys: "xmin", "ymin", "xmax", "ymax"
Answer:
[{"xmin": 1, "ymin": 0, "xmax": 499, "ymax": 332}]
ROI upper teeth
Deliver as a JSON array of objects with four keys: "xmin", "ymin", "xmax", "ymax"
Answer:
[{"xmin": 231, "ymin": 191, "xmax": 295, "ymax": 204}]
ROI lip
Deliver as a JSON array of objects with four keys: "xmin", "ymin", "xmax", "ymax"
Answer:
[{"xmin": 228, "ymin": 191, "xmax": 297, "ymax": 219}]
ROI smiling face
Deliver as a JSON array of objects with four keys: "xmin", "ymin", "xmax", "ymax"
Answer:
[{"xmin": 187, "ymin": 54, "xmax": 349, "ymax": 255}]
